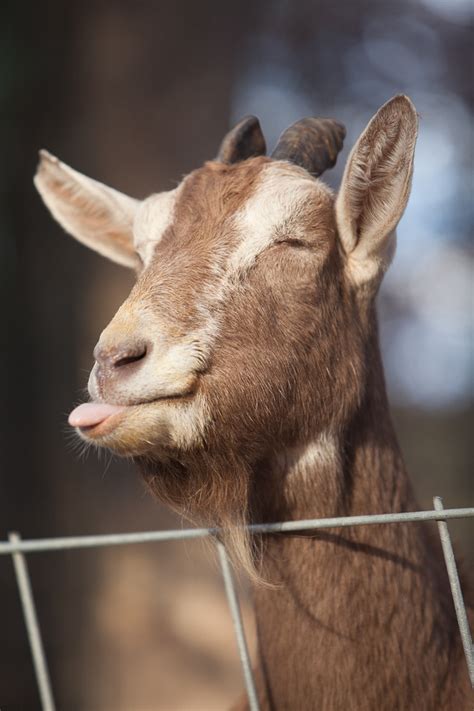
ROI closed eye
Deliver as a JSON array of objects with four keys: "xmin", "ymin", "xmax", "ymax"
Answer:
[{"xmin": 274, "ymin": 238, "xmax": 310, "ymax": 249}]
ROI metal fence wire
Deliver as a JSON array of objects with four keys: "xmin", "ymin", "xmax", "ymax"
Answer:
[{"xmin": 1, "ymin": 496, "xmax": 473, "ymax": 711}]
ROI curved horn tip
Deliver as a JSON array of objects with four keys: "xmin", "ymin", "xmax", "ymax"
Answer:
[
  {"xmin": 271, "ymin": 117, "xmax": 346, "ymax": 177},
  {"xmin": 217, "ymin": 115, "xmax": 266, "ymax": 164}
]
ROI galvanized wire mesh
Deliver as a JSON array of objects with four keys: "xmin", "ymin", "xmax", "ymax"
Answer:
[{"xmin": 2, "ymin": 496, "xmax": 473, "ymax": 711}]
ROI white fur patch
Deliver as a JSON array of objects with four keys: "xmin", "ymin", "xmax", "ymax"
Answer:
[
  {"xmin": 278, "ymin": 433, "xmax": 340, "ymax": 482},
  {"xmin": 229, "ymin": 162, "xmax": 327, "ymax": 275},
  {"xmin": 134, "ymin": 190, "xmax": 177, "ymax": 266},
  {"xmin": 166, "ymin": 393, "xmax": 209, "ymax": 450}
]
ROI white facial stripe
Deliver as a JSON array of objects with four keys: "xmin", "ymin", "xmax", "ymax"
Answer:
[
  {"xmin": 229, "ymin": 163, "xmax": 326, "ymax": 274},
  {"xmin": 134, "ymin": 190, "xmax": 177, "ymax": 266},
  {"xmin": 91, "ymin": 163, "xmax": 332, "ymax": 433}
]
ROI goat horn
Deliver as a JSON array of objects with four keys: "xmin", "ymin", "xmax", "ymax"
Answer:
[
  {"xmin": 217, "ymin": 115, "xmax": 266, "ymax": 164},
  {"xmin": 271, "ymin": 118, "xmax": 346, "ymax": 177}
]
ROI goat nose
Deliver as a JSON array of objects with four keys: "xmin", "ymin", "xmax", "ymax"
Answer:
[{"xmin": 93, "ymin": 340, "xmax": 148, "ymax": 371}]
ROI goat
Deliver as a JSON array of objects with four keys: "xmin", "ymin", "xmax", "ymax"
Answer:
[{"xmin": 35, "ymin": 95, "xmax": 472, "ymax": 709}]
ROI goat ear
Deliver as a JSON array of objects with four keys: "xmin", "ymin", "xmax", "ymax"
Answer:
[
  {"xmin": 34, "ymin": 150, "xmax": 140, "ymax": 269},
  {"xmin": 336, "ymin": 95, "xmax": 418, "ymax": 288}
]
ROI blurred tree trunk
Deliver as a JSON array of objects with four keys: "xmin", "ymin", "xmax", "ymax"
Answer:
[{"xmin": 0, "ymin": 3, "xmax": 84, "ymax": 707}]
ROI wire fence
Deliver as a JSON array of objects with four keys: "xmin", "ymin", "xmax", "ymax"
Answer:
[{"xmin": 2, "ymin": 496, "xmax": 473, "ymax": 711}]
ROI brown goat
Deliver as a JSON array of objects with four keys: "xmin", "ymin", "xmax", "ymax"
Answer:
[{"xmin": 35, "ymin": 96, "xmax": 472, "ymax": 709}]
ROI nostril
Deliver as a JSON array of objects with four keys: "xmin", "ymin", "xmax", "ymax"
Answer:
[
  {"xmin": 94, "ymin": 342, "xmax": 149, "ymax": 371},
  {"xmin": 113, "ymin": 347, "xmax": 147, "ymax": 369}
]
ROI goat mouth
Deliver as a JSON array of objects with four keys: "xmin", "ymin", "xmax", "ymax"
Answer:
[
  {"xmin": 68, "ymin": 402, "xmax": 128, "ymax": 440},
  {"xmin": 68, "ymin": 394, "xmax": 188, "ymax": 438}
]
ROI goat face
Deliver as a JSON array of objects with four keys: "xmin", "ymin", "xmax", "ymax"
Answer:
[{"xmin": 35, "ymin": 97, "xmax": 418, "ymax": 470}]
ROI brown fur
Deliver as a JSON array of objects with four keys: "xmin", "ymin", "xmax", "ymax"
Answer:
[
  {"xmin": 35, "ymin": 98, "xmax": 473, "ymax": 709},
  {"xmin": 232, "ymin": 326, "xmax": 472, "ymax": 710},
  {"xmin": 137, "ymin": 174, "xmax": 472, "ymax": 707},
  {"xmin": 136, "ymin": 158, "xmax": 363, "ymax": 577}
]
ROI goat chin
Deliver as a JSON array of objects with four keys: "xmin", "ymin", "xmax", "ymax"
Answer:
[{"xmin": 71, "ymin": 393, "xmax": 208, "ymax": 457}]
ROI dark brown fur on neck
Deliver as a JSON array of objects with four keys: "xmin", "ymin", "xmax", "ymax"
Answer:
[{"xmin": 237, "ymin": 324, "xmax": 472, "ymax": 710}]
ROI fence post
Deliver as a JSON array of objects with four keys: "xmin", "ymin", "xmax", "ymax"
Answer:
[
  {"xmin": 9, "ymin": 532, "xmax": 56, "ymax": 711},
  {"xmin": 433, "ymin": 498, "xmax": 474, "ymax": 687},
  {"xmin": 216, "ymin": 540, "xmax": 260, "ymax": 711}
]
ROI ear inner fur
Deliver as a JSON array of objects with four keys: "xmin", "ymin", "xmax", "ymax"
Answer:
[
  {"xmin": 336, "ymin": 95, "xmax": 418, "ymax": 289},
  {"xmin": 34, "ymin": 150, "xmax": 140, "ymax": 268}
]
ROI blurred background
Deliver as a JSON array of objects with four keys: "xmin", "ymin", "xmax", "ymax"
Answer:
[{"xmin": 0, "ymin": 0, "xmax": 472, "ymax": 709}]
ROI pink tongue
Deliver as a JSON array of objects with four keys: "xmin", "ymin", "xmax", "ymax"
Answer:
[{"xmin": 68, "ymin": 402, "xmax": 125, "ymax": 428}]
